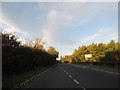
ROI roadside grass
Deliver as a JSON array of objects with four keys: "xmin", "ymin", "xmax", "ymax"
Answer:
[{"xmin": 2, "ymin": 64, "xmax": 58, "ymax": 89}]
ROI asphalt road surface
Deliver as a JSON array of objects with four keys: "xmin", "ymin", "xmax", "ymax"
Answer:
[{"xmin": 22, "ymin": 63, "xmax": 118, "ymax": 89}]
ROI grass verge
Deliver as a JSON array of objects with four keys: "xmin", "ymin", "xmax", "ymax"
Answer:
[{"xmin": 2, "ymin": 64, "xmax": 58, "ymax": 89}]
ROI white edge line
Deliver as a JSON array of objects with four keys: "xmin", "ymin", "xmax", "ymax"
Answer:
[
  {"xmin": 73, "ymin": 65, "xmax": 87, "ymax": 69},
  {"xmin": 16, "ymin": 68, "xmax": 50, "ymax": 87},
  {"xmin": 90, "ymin": 68, "xmax": 118, "ymax": 75},
  {"xmin": 73, "ymin": 64, "xmax": 118, "ymax": 75}
]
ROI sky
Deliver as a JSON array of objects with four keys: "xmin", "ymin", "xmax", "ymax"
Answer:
[{"xmin": 0, "ymin": 0, "xmax": 118, "ymax": 58}]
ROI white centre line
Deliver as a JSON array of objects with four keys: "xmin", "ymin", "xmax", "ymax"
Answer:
[
  {"xmin": 73, "ymin": 79, "xmax": 79, "ymax": 84},
  {"xmin": 59, "ymin": 66, "xmax": 87, "ymax": 89},
  {"xmin": 66, "ymin": 72, "xmax": 69, "ymax": 74},
  {"xmin": 59, "ymin": 67, "xmax": 69, "ymax": 75},
  {"xmin": 69, "ymin": 75, "xmax": 72, "ymax": 78},
  {"xmin": 82, "ymin": 87, "xmax": 87, "ymax": 90}
]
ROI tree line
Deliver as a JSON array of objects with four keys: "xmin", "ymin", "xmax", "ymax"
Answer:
[
  {"xmin": 2, "ymin": 32, "xmax": 59, "ymax": 75},
  {"xmin": 60, "ymin": 40, "xmax": 120, "ymax": 66}
]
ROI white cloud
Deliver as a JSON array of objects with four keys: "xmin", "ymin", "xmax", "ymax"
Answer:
[
  {"xmin": 56, "ymin": 45, "xmax": 76, "ymax": 57},
  {"xmin": 42, "ymin": 10, "xmax": 72, "ymax": 45},
  {"xmin": 1, "ymin": 19, "xmax": 20, "ymax": 32},
  {"xmin": 1, "ymin": 2, "xmax": 117, "ymax": 57},
  {"xmin": 59, "ymin": 27, "xmax": 118, "ymax": 57},
  {"xmin": 2, "ymin": 0, "xmax": 119, "ymax": 2},
  {"xmin": 80, "ymin": 27, "xmax": 112, "ymax": 44},
  {"xmin": 37, "ymin": 2, "xmax": 117, "ymax": 27},
  {"xmin": 79, "ymin": 27, "xmax": 118, "ymax": 46},
  {"xmin": 41, "ymin": 2, "xmax": 108, "ymax": 45},
  {"xmin": 39, "ymin": 2, "xmax": 117, "ymax": 56},
  {"xmin": 0, "ymin": 17, "xmax": 32, "ymax": 44},
  {"xmin": 105, "ymin": 32, "xmax": 118, "ymax": 42}
]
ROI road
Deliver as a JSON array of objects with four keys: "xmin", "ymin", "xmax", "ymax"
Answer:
[{"xmin": 22, "ymin": 63, "xmax": 118, "ymax": 89}]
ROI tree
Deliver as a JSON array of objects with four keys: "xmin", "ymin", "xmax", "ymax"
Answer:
[
  {"xmin": 47, "ymin": 47, "xmax": 59, "ymax": 58},
  {"xmin": 33, "ymin": 38, "xmax": 46, "ymax": 50},
  {"xmin": 24, "ymin": 39, "xmax": 33, "ymax": 48},
  {"xmin": 107, "ymin": 40, "xmax": 116, "ymax": 51},
  {"xmin": 2, "ymin": 32, "xmax": 59, "ymax": 88},
  {"xmin": 2, "ymin": 32, "xmax": 21, "ymax": 48},
  {"xmin": 67, "ymin": 40, "xmax": 119, "ymax": 66}
]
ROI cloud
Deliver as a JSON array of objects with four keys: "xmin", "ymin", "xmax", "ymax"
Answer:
[
  {"xmin": 55, "ymin": 45, "xmax": 77, "ymax": 57},
  {"xmin": 1, "ymin": 19, "xmax": 20, "ymax": 32},
  {"xmin": 37, "ymin": 2, "xmax": 117, "ymax": 27},
  {"xmin": 2, "ymin": 0, "xmax": 119, "ymax": 2},
  {"xmin": 42, "ymin": 10, "xmax": 72, "ymax": 45},
  {"xmin": 105, "ymin": 32, "xmax": 118, "ymax": 42},
  {"xmin": 41, "ymin": 2, "xmax": 106, "ymax": 45},
  {"xmin": 1, "ymin": 2, "xmax": 117, "ymax": 57},
  {"xmin": 79, "ymin": 27, "xmax": 118, "ymax": 46},
  {"xmin": 80, "ymin": 27, "xmax": 112, "ymax": 44},
  {"xmin": 39, "ymin": 2, "xmax": 117, "ymax": 56},
  {"xmin": 37, "ymin": 3, "xmax": 90, "ymax": 27},
  {"xmin": 0, "ymin": 17, "xmax": 32, "ymax": 44},
  {"xmin": 59, "ymin": 27, "xmax": 118, "ymax": 56}
]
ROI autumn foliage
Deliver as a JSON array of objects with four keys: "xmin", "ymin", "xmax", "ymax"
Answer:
[
  {"xmin": 60, "ymin": 40, "xmax": 120, "ymax": 66},
  {"xmin": 2, "ymin": 32, "xmax": 59, "ymax": 75}
]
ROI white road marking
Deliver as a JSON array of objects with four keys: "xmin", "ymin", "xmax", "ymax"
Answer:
[
  {"xmin": 90, "ymin": 68, "xmax": 118, "ymax": 75},
  {"xmin": 73, "ymin": 79, "xmax": 79, "ymax": 84},
  {"xmin": 64, "ymin": 71, "xmax": 67, "ymax": 73},
  {"xmin": 69, "ymin": 75, "xmax": 72, "ymax": 78},
  {"xmin": 59, "ymin": 66, "xmax": 87, "ymax": 89},
  {"xmin": 59, "ymin": 67, "xmax": 67, "ymax": 73},
  {"xmin": 66, "ymin": 72, "xmax": 69, "ymax": 74},
  {"xmin": 73, "ymin": 65, "xmax": 87, "ymax": 69},
  {"xmin": 16, "ymin": 68, "xmax": 50, "ymax": 88},
  {"xmin": 82, "ymin": 67, "xmax": 87, "ymax": 68},
  {"xmin": 82, "ymin": 87, "xmax": 87, "ymax": 90},
  {"xmin": 59, "ymin": 67, "xmax": 69, "ymax": 75},
  {"xmin": 72, "ymin": 64, "xmax": 118, "ymax": 75}
]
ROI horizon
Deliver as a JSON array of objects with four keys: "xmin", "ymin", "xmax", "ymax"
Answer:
[{"xmin": 0, "ymin": 1, "xmax": 118, "ymax": 58}]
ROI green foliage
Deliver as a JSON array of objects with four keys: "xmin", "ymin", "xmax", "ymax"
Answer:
[
  {"xmin": 100, "ymin": 50, "xmax": 120, "ymax": 66},
  {"xmin": 2, "ymin": 32, "xmax": 59, "ymax": 88},
  {"xmin": 47, "ymin": 47, "xmax": 59, "ymax": 58},
  {"xmin": 60, "ymin": 40, "xmax": 119, "ymax": 66},
  {"xmin": 2, "ymin": 32, "xmax": 21, "ymax": 48}
]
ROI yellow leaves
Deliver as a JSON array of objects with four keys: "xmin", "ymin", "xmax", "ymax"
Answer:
[
  {"xmin": 60, "ymin": 55, "xmax": 74, "ymax": 63},
  {"xmin": 47, "ymin": 47, "xmax": 59, "ymax": 58}
]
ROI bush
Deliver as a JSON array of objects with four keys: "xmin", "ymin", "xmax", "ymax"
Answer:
[{"xmin": 2, "ymin": 32, "xmax": 57, "ymax": 75}]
